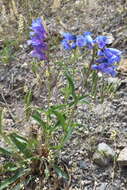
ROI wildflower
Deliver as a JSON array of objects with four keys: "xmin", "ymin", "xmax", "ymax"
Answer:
[
  {"xmin": 98, "ymin": 48, "xmax": 122, "ymax": 63},
  {"xmin": 76, "ymin": 35, "xmax": 86, "ymax": 47},
  {"xmin": 61, "ymin": 32, "xmax": 76, "ymax": 40},
  {"xmin": 92, "ymin": 48, "xmax": 122, "ymax": 77},
  {"xmin": 92, "ymin": 63, "xmax": 117, "ymax": 77},
  {"xmin": 61, "ymin": 39, "xmax": 76, "ymax": 50},
  {"xmin": 94, "ymin": 36, "xmax": 110, "ymax": 49},
  {"xmin": 28, "ymin": 18, "xmax": 48, "ymax": 60},
  {"xmin": 31, "ymin": 18, "xmax": 46, "ymax": 38},
  {"xmin": 61, "ymin": 32, "xmax": 76, "ymax": 50},
  {"xmin": 83, "ymin": 32, "xmax": 94, "ymax": 48}
]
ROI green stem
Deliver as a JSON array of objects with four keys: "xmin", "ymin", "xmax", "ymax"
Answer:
[{"xmin": 84, "ymin": 47, "xmax": 96, "ymax": 88}]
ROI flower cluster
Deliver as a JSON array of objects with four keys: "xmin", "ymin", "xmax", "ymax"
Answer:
[
  {"xmin": 61, "ymin": 32, "xmax": 122, "ymax": 77},
  {"xmin": 28, "ymin": 18, "xmax": 48, "ymax": 60},
  {"xmin": 92, "ymin": 47, "xmax": 121, "ymax": 77}
]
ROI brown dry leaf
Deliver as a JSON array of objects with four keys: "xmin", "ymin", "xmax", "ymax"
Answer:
[
  {"xmin": 118, "ymin": 59, "xmax": 127, "ymax": 72},
  {"xmin": 51, "ymin": 0, "xmax": 61, "ymax": 9}
]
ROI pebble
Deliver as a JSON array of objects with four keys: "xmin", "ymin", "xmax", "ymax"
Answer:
[
  {"xmin": 117, "ymin": 147, "xmax": 127, "ymax": 166},
  {"xmin": 93, "ymin": 143, "xmax": 115, "ymax": 167},
  {"xmin": 96, "ymin": 183, "xmax": 108, "ymax": 190},
  {"xmin": 78, "ymin": 160, "xmax": 87, "ymax": 169}
]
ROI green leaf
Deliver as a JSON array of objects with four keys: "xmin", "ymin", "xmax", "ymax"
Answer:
[
  {"xmin": 32, "ymin": 111, "xmax": 46, "ymax": 130},
  {"xmin": 50, "ymin": 144, "xmax": 63, "ymax": 150},
  {"xmin": 61, "ymin": 126, "xmax": 73, "ymax": 144},
  {"xmin": 0, "ymin": 147, "xmax": 12, "ymax": 156},
  {"xmin": 3, "ymin": 162, "xmax": 18, "ymax": 172},
  {"xmin": 65, "ymin": 72, "xmax": 77, "ymax": 101},
  {"xmin": 9, "ymin": 133, "xmax": 32, "ymax": 158},
  {"xmin": 0, "ymin": 168, "xmax": 30, "ymax": 190},
  {"xmin": 52, "ymin": 110, "xmax": 66, "ymax": 130},
  {"xmin": 24, "ymin": 90, "xmax": 32, "ymax": 120},
  {"xmin": 53, "ymin": 165, "xmax": 69, "ymax": 180}
]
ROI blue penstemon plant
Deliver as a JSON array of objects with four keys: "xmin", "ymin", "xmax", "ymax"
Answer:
[
  {"xmin": 61, "ymin": 31, "xmax": 122, "ymax": 99},
  {"xmin": 0, "ymin": 18, "xmax": 89, "ymax": 189},
  {"xmin": 0, "ymin": 17, "xmax": 122, "ymax": 189}
]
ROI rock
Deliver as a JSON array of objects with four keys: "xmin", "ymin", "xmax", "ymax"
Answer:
[
  {"xmin": 96, "ymin": 183, "xmax": 108, "ymax": 190},
  {"xmin": 117, "ymin": 147, "xmax": 127, "ymax": 166},
  {"xmin": 78, "ymin": 160, "xmax": 87, "ymax": 169},
  {"xmin": 93, "ymin": 143, "xmax": 115, "ymax": 167}
]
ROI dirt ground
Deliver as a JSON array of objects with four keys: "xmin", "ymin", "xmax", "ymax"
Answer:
[{"xmin": 1, "ymin": 0, "xmax": 127, "ymax": 189}]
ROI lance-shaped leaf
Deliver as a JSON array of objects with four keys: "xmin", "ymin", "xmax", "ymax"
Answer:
[
  {"xmin": 0, "ymin": 147, "xmax": 12, "ymax": 156},
  {"xmin": 32, "ymin": 111, "xmax": 46, "ymax": 130},
  {"xmin": 0, "ymin": 168, "xmax": 30, "ymax": 190},
  {"xmin": 9, "ymin": 133, "xmax": 32, "ymax": 158},
  {"xmin": 65, "ymin": 72, "xmax": 77, "ymax": 101}
]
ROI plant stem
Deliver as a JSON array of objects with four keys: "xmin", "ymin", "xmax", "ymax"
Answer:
[{"xmin": 84, "ymin": 47, "xmax": 96, "ymax": 88}]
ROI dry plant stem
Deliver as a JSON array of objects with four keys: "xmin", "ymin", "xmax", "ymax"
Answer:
[
  {"xmin": 84, "ymin": 48, "xmax": 96, "ymax": 88},
  {"xmin": 68, "ymin": 103, "xmax": 77, "ymax": 131},
  {"xmin": 100, "ymin": 75, "xmax": 105, "ymax": 103},
  {"xmin": 1, "ymin": 92, "xmax": 16, "ymax": 122}
]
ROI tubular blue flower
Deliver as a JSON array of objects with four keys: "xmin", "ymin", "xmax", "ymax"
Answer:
[
  {"xmin": 30, "ymin": 49, "xmax": 47, "ymax": 60},
  {"xmin": 30, "ymin": 18, "xmax": 46, "ymax": 38},
  {"xmin": 61, "ymin": 39, "xmax": 76, "ymax": 50},
  {"xmin": 92, "ymin": 63, "xmax": 117, "ymax": 77},
  {"xmin": 104, "ymin": 48, "xmax": 122, "ymax": 57},
  {"xmin": 98, "ymin": 48, "xmax": 122, "ymax": 64},
  {"xmin": 92, "ymin": 47, "xmax": 122, "ymax": 76},
  {"xmin": 76, "ymin": 35, "xmax": 86, "ymax": 47},
  {"xmin": 83, "ymin": 32, "xmax": 94, "ymax": 48},
  {"xmin": 61, "ymin": 32, "xmax": 76, "ymax": 50},
  {"xmin": 94, "ymin": 36, "xmax": 109, "ymax": 49},
  {"xmin": 28, "ymin": 17, "xmax": 48, "ymax": 60},
  {"xmin": 61, "ymin": 32, "xmax": 76, "ymax": 40}
]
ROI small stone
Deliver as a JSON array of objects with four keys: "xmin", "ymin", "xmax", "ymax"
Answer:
[
  {"xmin": 117, "ymin": 147, "xmax": 127, "ymax": 166},
  {"xmin": 98, "ymin": 143, "xmax": 115, "ymax": 158},
  {"xmin": 78, "ymin": 160, "xmax": 87, "ymax": 169},
  {"xmin": 93, "ymin": 143, "xmax": 115, "ymax": 167},
  {"xmin": 96, "ymin": 183, "xmax": 108, "ymax": 190}
]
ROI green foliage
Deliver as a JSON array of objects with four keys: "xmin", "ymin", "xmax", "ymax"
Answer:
[
  {"xmin": 24, "ymin": 90, "xmax": 32, "ymax": 120},
  {"xmin": 0, "ymin": 40, "xmax": 17, "ymax": 64},
  {"xmin": 0, "ymin": 69, "xmax": 88, "ymax": 188},
  {"xmin": 0, "ymin": 9, "xmax": 119, "ymax": 188}
]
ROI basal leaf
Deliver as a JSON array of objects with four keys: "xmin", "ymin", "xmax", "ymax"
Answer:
[
  {"xmin": 0, "ymin": 147, "xmax": 12, "ymax": 156},
  {"xmin": 9, "ymin": 133, "xmax": 32, "ymax": 158},
  {"xmin": 53, "ymin": 165, "xmax": 69, "ymax": 180},
  {"xmin": 0, "ymin": 168, "xmax": 30, "ymax": 190},
  {"xmin": 62, "ymin": 127, "xmax": 73, "ymax": 144},
  {"xmin": 32, "ymin": 111, "xmax": 46, "ymax": 130}
]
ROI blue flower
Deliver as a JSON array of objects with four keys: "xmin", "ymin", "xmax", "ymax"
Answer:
[
  {"xmin": 30, "ymin": 49, "xmax": 47, "ymax": 60},
  {"xmin": 28, "ymin": 17, "xmax": 48, "ymax": 60},
  {"xmin": 94, "ymin": 36, "xmax": 108, "ymax": 49},
  {"xmin": 30, "ymin": 18, "xmax": 46, "ymax": 38},
  {"xmin": 104, "ymin": 48, "xmax": 122, "ymax": 57},
  {"xmin": 61, "ymin": 32, "xmax": 76, "ymax": 50},
  {"xmin": 98, "ymin": 48, "xmax": 122, "ymax": 64},
  {"xmin": 61, "ymin": 32, "xmax": 76, "ymax": 40},
  {"xmin": 92, "ymin": 63, "xmax": 117, "ymax": 77},
  {"xmin": 92, "ymin": 47, "xmax": 122, "ymax": 76},
  {"xmin": 76, "ymin": 35, "xmax": 86, "ymax": 47},
  {"xmin": 61, "ymin": 31, "xmax": 94, "ymax": 50},
  {"xmin": 83, "ymin": 32, "xmax": 94, "ymax": 48},
  {"xmin": 61, "ymin": 39, "xmax": 76, "ymax": 50}
]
